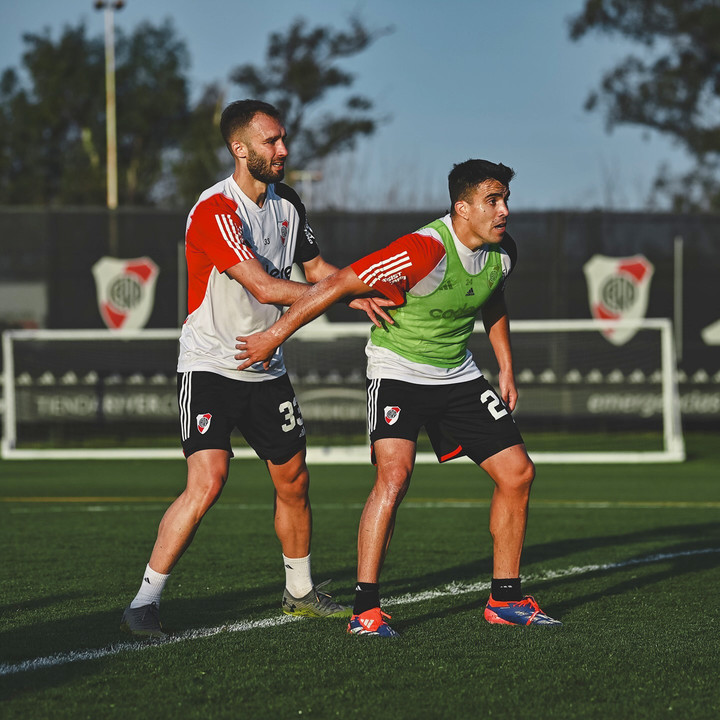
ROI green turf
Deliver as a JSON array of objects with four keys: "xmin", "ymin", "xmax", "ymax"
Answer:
[{"xmin": 1, "ymin": 434, "xmax": 719, "ymax": 719}]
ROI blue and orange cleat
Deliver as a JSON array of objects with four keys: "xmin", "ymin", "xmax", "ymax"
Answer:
[
  {"xmin": 484, "ymin": 595, "xmax": 562, "ymax": 626},
  {"xmin": 347, "ymin": 607, "xmax": 400, "ymax": 637}
]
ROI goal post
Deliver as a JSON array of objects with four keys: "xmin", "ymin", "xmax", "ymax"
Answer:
[
  {"xmin": 1, "ymin": 328, "xmax": 184, "ymax": 460},
  {"xmin": 472, "ymin": 318, "xmax": 685, "ymax": 464},
  {"xmin": 1, "ymin": 319, "xmax": 685, "ymax": 463}
]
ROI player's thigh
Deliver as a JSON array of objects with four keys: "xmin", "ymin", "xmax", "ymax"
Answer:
[
  {"xmin": 177, "ymin": 371, "xmax": 235, "ymax": 457},
  {"xmin": 239, "ymin": 374, "xmax": 307, "ymax": 465}
]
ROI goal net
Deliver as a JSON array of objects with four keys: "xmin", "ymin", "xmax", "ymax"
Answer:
[{"xmin": 1, "ymin": 319, "xmax": 684, "ymax": 463}]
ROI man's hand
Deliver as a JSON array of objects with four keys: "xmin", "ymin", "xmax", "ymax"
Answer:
[
  {"xmin": 497, "ymin": 369, "xmax": 518, "ymax": 412},
  {"xmin": 235, "ymin": 331, "xmax": 278, "ymax": 371},
  {"xmin": 347, "ymin": 297, "xmax": 396, "ymax": 327}
]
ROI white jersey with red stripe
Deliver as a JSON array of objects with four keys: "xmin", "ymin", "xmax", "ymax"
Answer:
[
  {"xmin": 177, "ymin": 175, "xmax": 319, "ymax": 381},
  {"xmin": 350, "ymin": 214, "xmax": 517, "ymax": 384}
]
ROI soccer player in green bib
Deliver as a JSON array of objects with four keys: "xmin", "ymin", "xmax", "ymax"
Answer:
[{"xmin": 236, "ymin": 159, "xmax": 561, "ymax": 635}]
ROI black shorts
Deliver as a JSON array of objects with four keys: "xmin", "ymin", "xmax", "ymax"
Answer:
[
  {"xmin": 177, "ymin": 371, "xmax": 306, "ymax": 464},
  {"xmin": 366, "ymin": 377, "xmax": 524, "ymax": 465}
]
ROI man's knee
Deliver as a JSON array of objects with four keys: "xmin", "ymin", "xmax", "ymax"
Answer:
[
  {"xmin": 518, "ymin": 455, "xmax": 535, "ymax": 486},
  {"xmin": 375, "ymin": 461, "xmax": 413, "ymax": 502},
  {"xmin": 504, "ymin": 457, "xmax": 534, "ymax": 495},
  {"xmin": 271, "ymin": 453, "xmax": 311, "ymax": 502},
  {"xmin": 484, "ymin": 446, "xmax": 535, "ymax": 494},
  {"xmin": 186, "ymin": 450, "xmax": 230, "ymax": 507}
]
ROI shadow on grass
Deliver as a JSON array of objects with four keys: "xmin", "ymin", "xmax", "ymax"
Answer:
[
  {"xmin": 5, "ymin": 521, "xmax": 718, "ymax": 660},
  {"xmin": 2, "ymin": 519, "xmax": 719, "ymax": 702},
  {"xmin": 382, "ymin": 520, "xmax": 720, "ymax": 595},
  {"xmin": 0, "ymin": 591, "xmax": 86, "ymax": 618},
  {"xmin": 0, "ymin": 576, "xmax": 292, "ymax": 667},
  {"xmin": 370, "ymin": 524, "xmax": 720, "ymax": 634}
]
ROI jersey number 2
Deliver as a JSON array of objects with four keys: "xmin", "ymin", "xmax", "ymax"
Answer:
[{"xmin": 480, "ymin": 389, "xmax": 508, "ymax": 420}]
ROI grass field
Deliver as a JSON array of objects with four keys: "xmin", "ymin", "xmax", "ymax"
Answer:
[{"xmin": 1, "ymin": 433, "xmax": 719, "ymax": 719}]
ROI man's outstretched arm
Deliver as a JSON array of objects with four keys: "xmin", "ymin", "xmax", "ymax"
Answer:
[
  {"xmin": 226, "ymin": 258, "xmax": 309, "ymax": 306},
  {"xmin": 235, "ymin": 266, "xmax": 379, "ymax": 370},
  {"xmin": 302, "ymin": 255, "xmax": 395, "ymax": 328}
]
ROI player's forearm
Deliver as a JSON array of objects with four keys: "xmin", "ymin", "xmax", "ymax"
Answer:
[
  {"xmin": 255, "ymin": 257, "xmax": 340, "ymax": 305},
  {"xmin": 252, "ymin": 276, "xmax": 312, "ymax": 306},
  {"xmin": 236, "ymin": 267, "xmax": 368, "ymax": 370},
  {"xmin": 226, "ymin": 260, "xmax": 309, "ymax": 306},
  {"xmin": 486, "ymin": 313, "xmax": 519, "ymax": 410},
  {"xmin": 269, "ymin": 271, "xmax": 357, "ymax": 343},
  {"xmin": 482, "ymin": 295, "xmax": 514, "ymax": 372},
  {"xmin": 486, "ymin": 314, "xmax": 514, "ymax": 375}
]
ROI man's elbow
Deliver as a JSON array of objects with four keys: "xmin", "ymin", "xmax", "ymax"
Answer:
[
  {"xmin": 303, "ymin": 265, "xmax": 330, "ymax": 285},
  {"xmin": 250, "ymin": 281, "xmax": 277, "ymax": 305}
]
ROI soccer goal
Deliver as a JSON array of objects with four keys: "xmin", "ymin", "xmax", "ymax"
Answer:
[{"xmin": 1, "ymin": 318, "xmax": 684, "ymax": 462}]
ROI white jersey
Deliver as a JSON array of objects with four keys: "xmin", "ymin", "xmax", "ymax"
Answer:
[{"xmin": 177, "ymin": 175, "xmax": 319, "ymax": 381}]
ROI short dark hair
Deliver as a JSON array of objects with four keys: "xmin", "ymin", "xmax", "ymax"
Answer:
[
  {"xmin": 448, "ymin": 159, "xmax": 515, "ymax": 206},
  {"xmin": 220, "ymin": 99, "xmax": 282, "ymax": 151}
]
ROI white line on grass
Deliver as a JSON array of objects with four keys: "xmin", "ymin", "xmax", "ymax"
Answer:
[
  {"xmin": 0, "ymin": 615, "xmax": 299, "ymax": 676},
  {"xmin": 384, "ymin": 547, "xmax": 720, "ymax": 606},
  {"xmin": 6, "ymin": 499, "xmax": 719, "ymax": 514},
  {"xmin": 2, "ymin": 547, "xmax": 718, "ymax": 677}
]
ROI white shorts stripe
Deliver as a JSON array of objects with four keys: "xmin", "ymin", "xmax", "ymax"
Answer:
[
  {"xmin": 367, "ymin": 378, "xmax": 380, "ymax": 433},
  {"xmin": 179, "ymin": 372, "xmax": 192, "ymax": 441}
]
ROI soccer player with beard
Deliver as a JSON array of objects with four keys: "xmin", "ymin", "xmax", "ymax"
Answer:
[
  {"xmin": 121, "ymin": 100, "xmax": 392, "ymax": 637},
  {"xmin": 235, "ymin": 159, "xmax": 562, "ymax": 636}
]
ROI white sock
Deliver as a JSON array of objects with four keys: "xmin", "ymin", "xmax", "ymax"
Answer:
[
  {"xmin": 130, "ymin": 564, "xmax": 170, "ymax": 609},
  {"xmin": 283, "ymin": 553, "xmax": 313, "ymax": 598}
]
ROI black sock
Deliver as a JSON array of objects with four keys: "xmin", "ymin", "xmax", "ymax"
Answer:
[
  {"xmin": 353, "ymin": 582, "xmax": 380, "ymax": 614},
  {"xmin": 491, "ymin": 577, "xmax": 523, "ymax": 601}
]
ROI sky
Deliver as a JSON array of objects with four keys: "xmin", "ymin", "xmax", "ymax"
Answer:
[{"xmin": 0, "ymin": 0, "xmax": 694, "ymax": 211}]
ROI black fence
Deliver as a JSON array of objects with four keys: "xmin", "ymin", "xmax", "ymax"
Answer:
[{"xmin": 1, "ymin": 206, "xmax": 718, "ymax": 429}]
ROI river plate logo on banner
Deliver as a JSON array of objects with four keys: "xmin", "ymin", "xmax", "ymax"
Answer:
[
  {"xmin": 92, "ymin": 257, "xmax": 159, "ymax": 330},
  {"xmin": 583, "ymin": 254, "xmax": 654, "ymax": 346}
]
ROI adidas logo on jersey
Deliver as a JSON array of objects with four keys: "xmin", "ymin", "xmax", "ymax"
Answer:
[
  {"xmin": 465, "ymin": 288, "xmax": 475, "ymax": 296},
  {"xmin": 438, "ymin": 279, "xmax": 454, "ymax": 291}
]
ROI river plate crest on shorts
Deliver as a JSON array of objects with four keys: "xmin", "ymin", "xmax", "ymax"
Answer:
[
  {"xmin": 583, "ymin": 254, "xmax": 654, "ymax": 346},
  {"xmin": 92, "ymin": 257, "xmax": 160, "ymax": 330}
]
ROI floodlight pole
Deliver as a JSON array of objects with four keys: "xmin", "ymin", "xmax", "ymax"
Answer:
[
  {"xmin": 673, "ymin": 235, "xmax": 684, "ymax": 362},
  {"xmin": 94, "ymin": 1, "xmax": 124, "ymax": 253}
]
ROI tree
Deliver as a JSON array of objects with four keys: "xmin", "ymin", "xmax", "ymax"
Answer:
[
  {"xmin": 0, "ymin": 24, "xmax": 106, "ymax": 204},
  {"xmin": 170, "ymin": 84, "xmax": 227, "ymax": 207},
  {"xmin": 229, "ymin": 16, "xmax": 392, "ymax": 170},
  {"xmin": 0, "ymin": 20, "xmax": 191, "ymax": 205},
  {"xmin": 115, "ymin": 20, "xmax": 191, "ymax": 204},
  {"xmin": 569, "ymin": 0, "xmax": 720, "ymax": 211}
]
